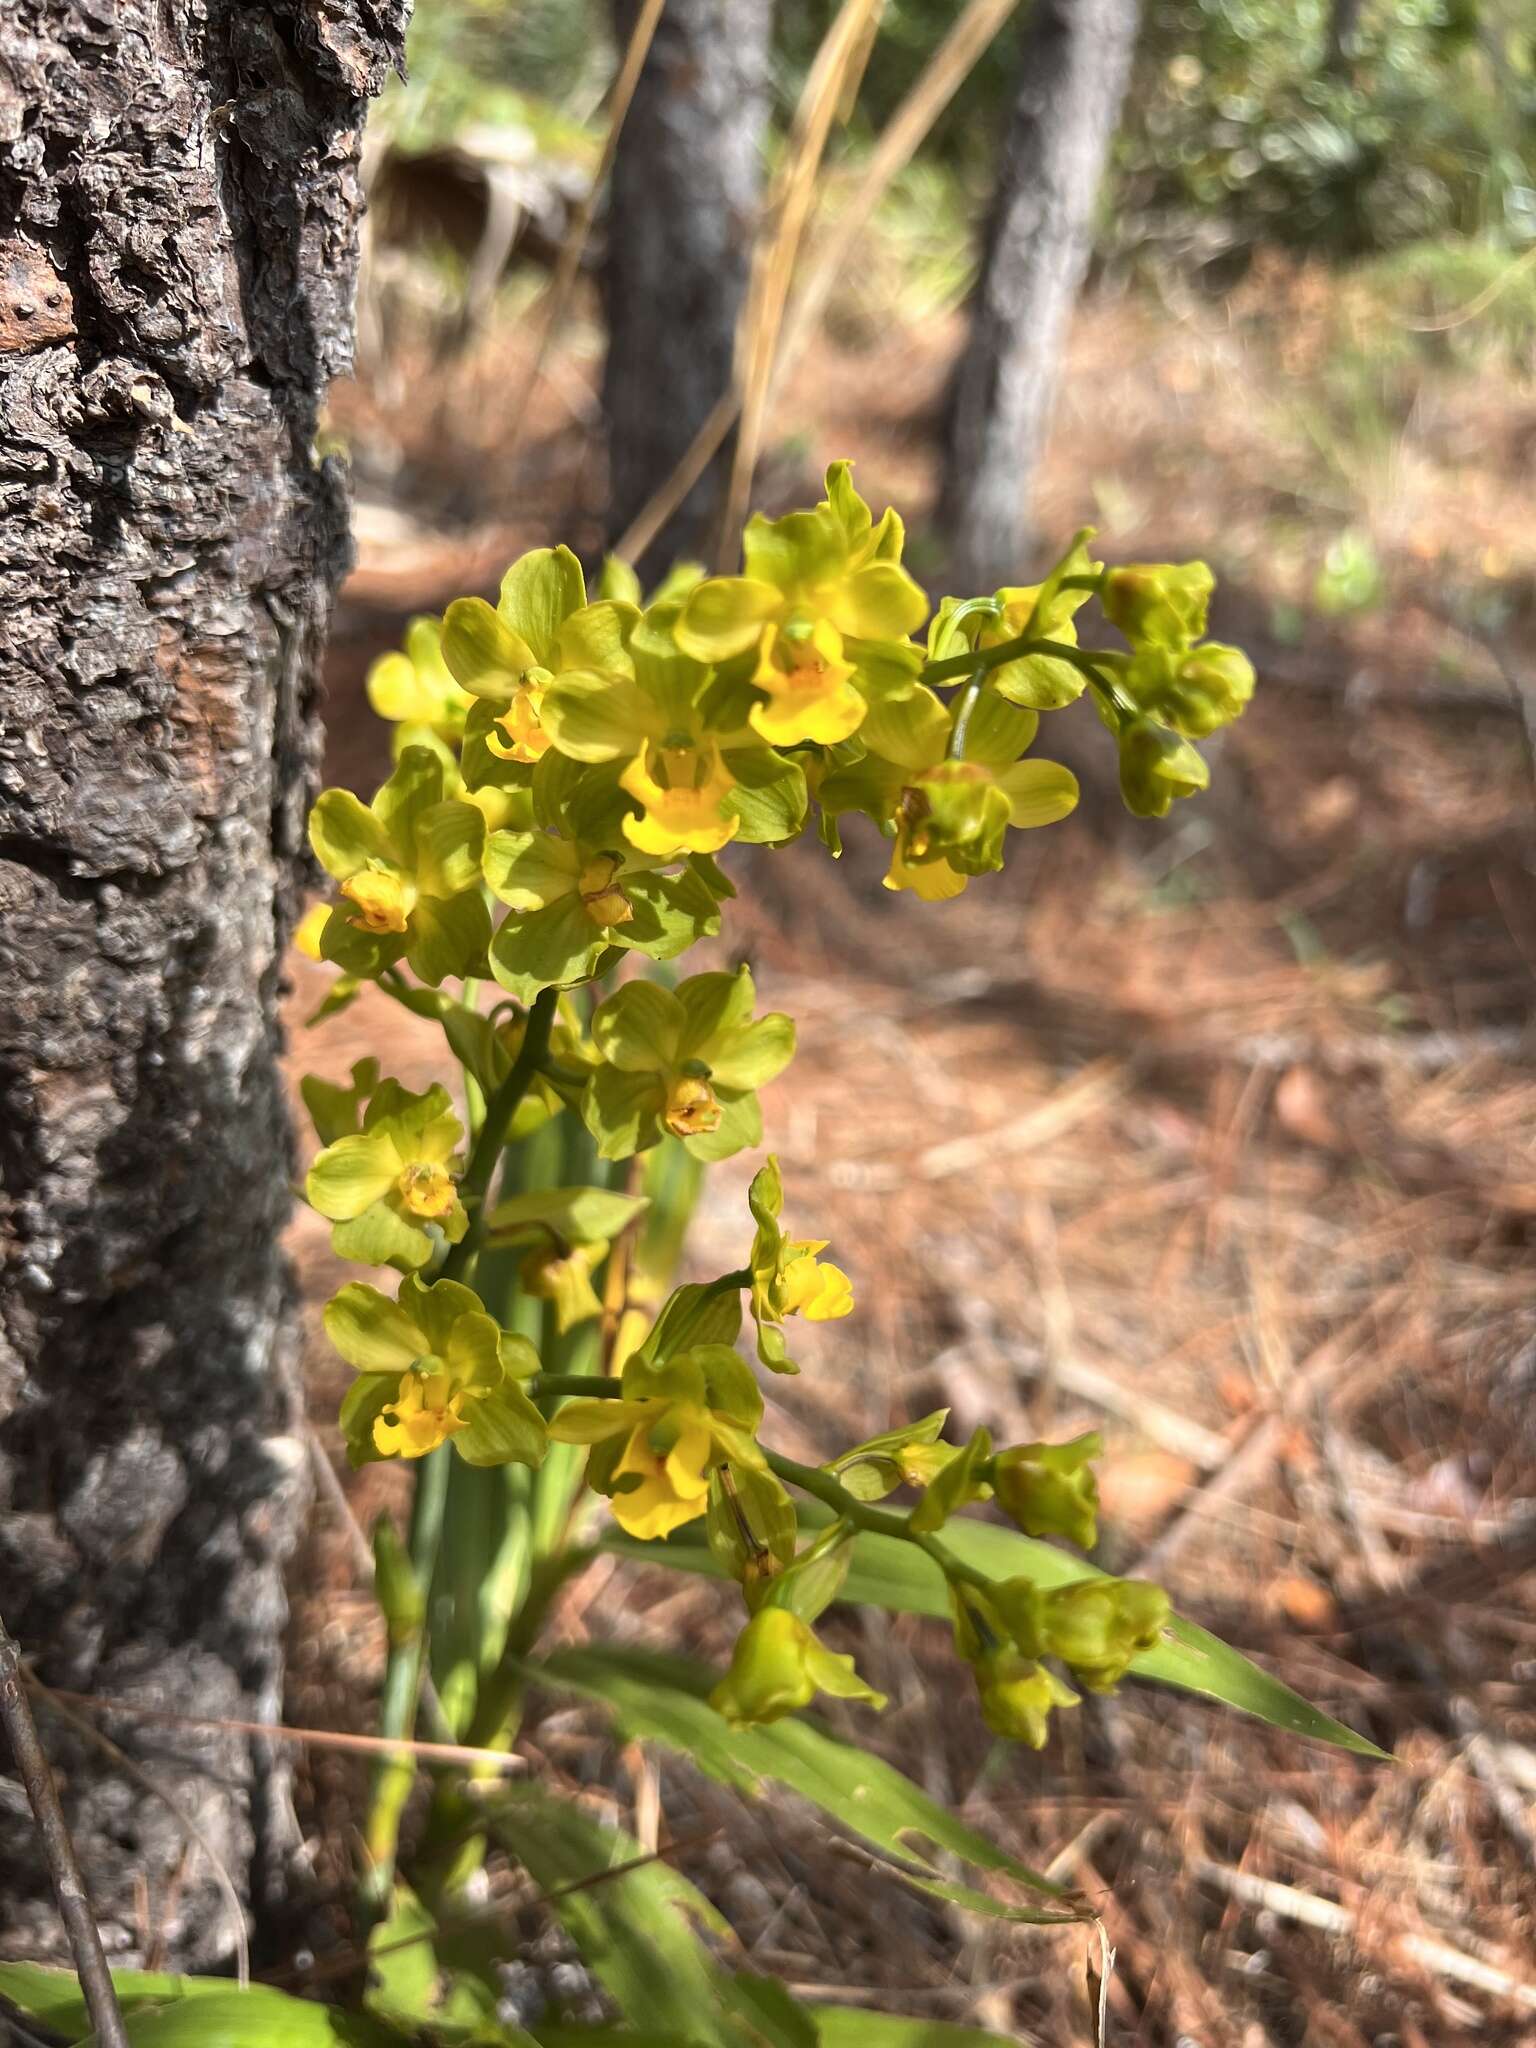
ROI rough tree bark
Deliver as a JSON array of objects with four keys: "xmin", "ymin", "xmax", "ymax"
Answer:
[
  {"xmin": 602, "ymin": 0, "xmax": 772, "ymax": 582},
  {"xmin": 0, "ymin": 0, "xmax": 406, "ymax": 1967},
  {"xmin": 938, "ymin": 0, "xmax": 1140, "ymax": 594}
]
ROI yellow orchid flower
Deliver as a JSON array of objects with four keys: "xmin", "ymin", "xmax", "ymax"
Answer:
[
  {"xmin": 747, "ymin": 1155, "xmax": 852, "ymax": 1372},
  {"xmin": 548, "ymin": 1344, "xmax": 767, "ymax": 1542}
]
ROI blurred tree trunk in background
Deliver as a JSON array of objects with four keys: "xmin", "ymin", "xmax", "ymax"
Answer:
[
  {"xmin": 1325, "ymin": 0, "xmax": 1364, "ymax": 73},
  {"xmin": 939, "ymin": 0, "xmax": 1140, "ymax": 593},
  {"xmin": 0, "ymin": 0, "xmax": 405, "ymax": 1967},
  {"xmin": 602, "ymin": 0, "xmax": 772, "ymax": 581}
]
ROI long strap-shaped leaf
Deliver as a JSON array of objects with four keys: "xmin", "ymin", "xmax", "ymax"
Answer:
[
  {"xmin": 516, "ymin": 1647, "xmax": 1083, "ymax": 1924},
  {"xmin": 482, "ymin": 1783, "xmax": 815, "ymax": 2048}
]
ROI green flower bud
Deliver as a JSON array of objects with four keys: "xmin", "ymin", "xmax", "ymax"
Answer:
[
  {"xmin": 1102, "ymin": 561, "xmax": 1214, "ymax": 649},
  {"xmin": 371, "ymin": 1515, "xmax": 426, "ymax": 1649},
  {"xmin": 1126, "ymin": 641, "xmax": 1255, "ymax": 738},
  {"xmin": 974, "ymin": 1649, "xmax": 1079, "ymax": 1747},
  {"xmin": 992, "ymin": 1430, "xmax": 1102, "ymax": 1551},
  {"xmin": 520, "ymin": 1238, "xmax": 606, "ymax": 1332},
  {"xmin": 910, "ymin": 1425, "xmax": 993, "ymax": 1534},
  {"xmin": 709, "ymin": 1606, "xmax": 886, "ymax": 1726},
  {"xmin": 905, "ymin": 763, "xmax": 1013, "ymax": 877},
  {"xmin": 1167, "ymin": 641, "xmax": 1255, "ymax": 736},
  {"xmin": 1043, "ymin": 1578, "xmax": 1170, "ymax": 1693},
  {"xmin": 1117, "ymin": 718, "xmax": 1209, "ymax": 819},
  {"xmin": 987, "ymin": 1574, "xmax": 1048, "ymax": 1659}
]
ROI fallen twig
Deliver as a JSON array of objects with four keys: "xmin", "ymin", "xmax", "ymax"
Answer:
[
  {"xmin": 0, "ymin": 1612, "xmax": 127, "ymax": 2048},
  {"xmin": 29, "ymin": 1676, "xmax": 251, "ymax": 1990}
]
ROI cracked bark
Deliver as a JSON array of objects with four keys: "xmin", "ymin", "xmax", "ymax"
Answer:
[
  {"xmin": 0, "ymin": 0, "xmax": 407, "ymax": 1967},
  {"xmin": 601, "ymin": 0, "xmax": 771, "ymax": 582}
]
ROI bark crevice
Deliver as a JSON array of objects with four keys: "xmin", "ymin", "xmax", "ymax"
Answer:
[{"xmin": 0, "ymin": 0, "xmax": 407, "ymax": 1968}]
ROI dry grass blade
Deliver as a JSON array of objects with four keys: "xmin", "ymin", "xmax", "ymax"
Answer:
[
  {"xmin": 717, "ymin": 0, "xmax": 887, "ymax": 562},
  {"xmin": 615, "ymin": 0, "xmax": 1020, "ymax": 568},
  {"xmin": 37, "ymin": 1688, "xmax": 529, "ymax": 1777},
  {"xmin": 775, "ymin": 0, "xmax": 1022, "ymax": 376},
  {"xmin": 504, "ymin": 0, "xmax": 667, "ymax": 461}
]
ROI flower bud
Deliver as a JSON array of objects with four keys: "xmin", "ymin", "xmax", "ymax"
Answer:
[
  {"xmin": 1167, "ymin": 641, "xmax": 1255, "ymax": 736},
  {"xmin": 992, "ymin": 1431, "xmax": 1102, "ymax": 1551},
  {"xmin": 1043, "ymin": 1577, "xmax": 1170, "ymax": 1692},
  {"xmin": 520, "ymin": 1239, "xmax": 605, "ymax": 1332},
  {"xmin": 710, "ymin": 1606, "xmax": 886, "ymax": 1726},
  {"xmin": 1102, "ymin": 561, "xmax": 1214, "ymax": 648},
  {"xmin": 1126, "ymin": 641, "xmax": 1255, "ymax": 738},
  {"xmin": 974, "ymin": 1649, "xmax": 1079, "ymax": 1748},
  {"xmin": 1117, "ymin": 718, "xmax": 1209, "ymax": 819}
]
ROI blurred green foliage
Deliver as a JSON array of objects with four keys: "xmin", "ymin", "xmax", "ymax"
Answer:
[
  {"xmin": 1114, "ymin": 0, "xmax": 1535, "ymax": 271},
  {"xmin": 381, "ymin": 0, "xmax": 1533, "ymax": 275},
  {"xmin": 381, "ymin": 0, "xmax": 608, "ymax": 154}
]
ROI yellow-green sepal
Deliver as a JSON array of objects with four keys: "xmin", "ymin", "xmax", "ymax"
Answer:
[{"xmin": 910, "ymin": 1426, "xmax": 994, "ymax": 1533}]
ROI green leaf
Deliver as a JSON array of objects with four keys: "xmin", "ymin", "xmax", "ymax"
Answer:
[
  {"xmin": 518, "ymin": 1648, "xmax": 1073, "ymax": 1923},
  {"xmin": 0, "ymin": 1965, "xmax": 410, "ymax": 2048},
  {"xmin": 599, "ymin": 1511, "xmax": 1387, "ymax": 1757},
  {"xmin": 482, "ymin": 1784, "xmax": 782, "ymax": 2048},
  {"xmin": 815, "ymin": 2013, "xmax": 1015, "ymax": 2048},
  {"xmin": 533, "ymin": 2006, "xmax": 1012, "ymax": 2048},
  {"xmin": 364, "ymin": 1885, "xmax": 441, "ymax": 2026},
  {"xmin": 117, "ymin": 1993, "xmax": 406, "ymax": 2045}
]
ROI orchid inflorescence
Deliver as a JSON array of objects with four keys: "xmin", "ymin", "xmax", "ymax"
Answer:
[{"xmin": 300, "ymin": 464, "xmax": 1255, "ymax": 1744}]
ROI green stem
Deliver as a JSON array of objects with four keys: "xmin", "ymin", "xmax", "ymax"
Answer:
[
  {"xmin": 361, "ymin": 1442, "xmax": 452, "ymax": 1916},
  {"xmin": 360, "ymin": 989, "xmax": 557, "ymax": 1921},
  {"xmin": 946, "ymin": 665, "xmax": 988, "ymax": 760},
  {"xmin": 762, "ymin": 1449, "xmax": 993, "ymax": 1593},
  {"xmin": 921, "ymin": 634, "xmax": 1115, "ymax": 689},
  {"xmin": 441, "ymin": 987, "xmax": 559, "ymax": 1285},
  {"xmin": 523, "ymin": 1379, "xmax": 992, "ymax": 1598}
]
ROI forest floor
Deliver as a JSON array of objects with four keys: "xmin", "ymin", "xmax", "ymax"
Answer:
[{"xmin": 281, "ymin": 267, "xmax": 1536, "ymax": 2046}]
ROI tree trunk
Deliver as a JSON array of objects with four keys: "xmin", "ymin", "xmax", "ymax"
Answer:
[
  {"xmin": 938, "ymin": 0, "xmax": 1140, "ymax": 595},
  {"xmin": 602, "ymin": 0, "xmax": 771, "ymax": 583},
  {"xmin": 0, "ymin": 0, "xmax": 405, "ymax": 1968},
  {"xmin": 1325, "ymin": 0, "xmax": 1364, "ymax": 73}
]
